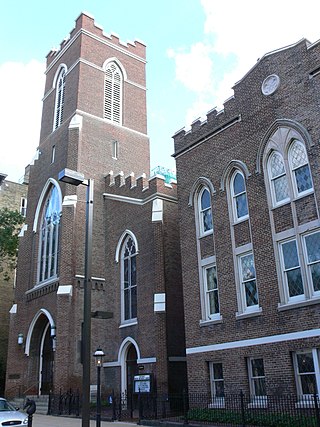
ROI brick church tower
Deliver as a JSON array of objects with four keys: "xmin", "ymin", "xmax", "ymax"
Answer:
[{"xmin": 6, "ymin": 12, "xmax": 186, "ymax": 403}]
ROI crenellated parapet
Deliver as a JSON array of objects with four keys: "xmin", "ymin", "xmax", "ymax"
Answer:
[
  {"xmin": 104, "ymin": 171, "xmax": 177, "ymax": 201},
  {"xmin": 173, "ymin": 97, "xmax": 241, "ymax": 156},
  {"xmin": 46, "ymin": 11, "xmax": 146, "ymax": 66},
  {"xmin": 173, "ymin": 37, "xmax": 320, "ymax": 158}
]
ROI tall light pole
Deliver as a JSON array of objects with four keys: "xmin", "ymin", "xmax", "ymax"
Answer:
[
  {"xmin": 58, "ymin": 168, "xmax": 94, "ymax": 427},
  {"xmin": 93, "ymin": 348, "xmax": 105, "ymax": 427}
]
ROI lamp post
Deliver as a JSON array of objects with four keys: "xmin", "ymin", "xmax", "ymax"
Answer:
[
  {"xmin": 58, "ymin": 168, "xmax": 94, "ymax": 427},
  {"xmin": 93, "ymin": 348, "xmax": 105, "ymax": 427}
]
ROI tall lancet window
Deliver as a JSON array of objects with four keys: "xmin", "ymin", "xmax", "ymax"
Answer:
[
  {"xmin": 121, "ymin": 235, "xmax": 137, "ymax": 322},
  {"xmin": 38, "ymin": 185, "xmax": 61, "ymax": 283},
  {"xmin": 54, "ymin": 67, "xmax": 66, "ymax": 130},
  {"xmin": 104, "ymin": 62, "xmax": 123, "ymax": 124}
]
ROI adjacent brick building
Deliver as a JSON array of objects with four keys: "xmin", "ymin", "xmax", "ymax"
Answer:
[
  {"xmin": 173, "ymin": 38, "xmax": 320, "ymax": 402},
  {"xmin": 0, "ymin": 173, "xmax": 28, "ymax": 395},
  {"xmin": 5, "ymin": 13, "xmax": 186, "ymax": 400}
]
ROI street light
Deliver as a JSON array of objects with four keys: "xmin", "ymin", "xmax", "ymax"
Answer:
[
  {"xmin": 58, "ymin": 168, "xmax": 94, "ymax": 427},
  {"xmin": 93, "ymin": 348, "xmax": 105, "ymax": 427}
]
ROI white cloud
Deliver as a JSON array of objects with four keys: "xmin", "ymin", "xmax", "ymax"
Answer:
[
  {"xmin": 0, "ymin": 60, "xmax": 45, "ymax": 182},
  {"xmin": 169, "ymin": 0, "xmax": 320, "ymax": 128}
]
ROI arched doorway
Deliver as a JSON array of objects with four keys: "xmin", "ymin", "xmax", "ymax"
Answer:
[
  {"xmin": 39, "ymin": 323, "xmax": 54, "ymax": 395},
  {"xmin": 126, "ymin": 344, "xmax": 138, "ymax": 395},
  {"xmin": 25, "ymin": 310, "xmax": 55, "ymax": 395}
]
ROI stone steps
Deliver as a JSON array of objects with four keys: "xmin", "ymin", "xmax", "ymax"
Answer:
[{"xmin": 10, "ymin": 395, "xmax": 49, "ymax": 415}]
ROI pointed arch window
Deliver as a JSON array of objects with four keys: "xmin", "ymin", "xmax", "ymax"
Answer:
[
  {"xmin": 54, "ymin": 67, "xmax": 66, "ymax": 130},
  {"xmin": 267, "ymin": 151, "xmax": 289, "ymax": 205},
  {"xmin": 289, "ymin": 140, "xmax": 312, "ymax": 196},
  {"xmin": 104, "ymin": 62, "xmax": 123, "ymax": 124},
  {"xmin": 121, "ymin": 235, "xmax": 137, "ymax": 322},
  {"xmin": 38, "ymin": 185, "xmax": 61, "ymax": 283},
  {"xmin": 198, "ymin": 187, "xmax": 213, "ymax": 236},
  {"xmin": 231, "ymin": 171, "xmax": 249, "ymax": 221}
]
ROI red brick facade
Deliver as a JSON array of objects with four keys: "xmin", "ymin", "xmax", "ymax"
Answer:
[
  {"xmin": 173, "ymin": 38, "xmax": 320, "ymax": 398},
  {"xmin": 5, "ymin": 13, "xmax": 186, "ymax": 399}
]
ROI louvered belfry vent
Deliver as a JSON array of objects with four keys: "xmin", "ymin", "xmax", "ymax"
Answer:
[{"xmin": 104, "ymin": 62, "xmax": 122, "ymax": 124}]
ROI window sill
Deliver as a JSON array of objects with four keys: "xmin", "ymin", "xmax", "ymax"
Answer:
[
  {"xmin": 200, "ymin": 316, "xmax": 223, "ymax": 327},
  {"xmin": 248, "ymin": 400, "xmax": 267, "ymax": 408},
  {"xmin": 119, "ymin": 319, "xmax": 138, "ymax": 328},
  {"xmin": 236, "ymin": 307, "xmax": 262, "ymax": 320},
  {"xmin": 232, "ymin": 216, "xmax": 249, "ymax": 226},
  {"xmin": 278, "ymin": 297, "xmax": 320, "ymax": 312},
  {"xmin": 295, "ymin": 399, "xmax": 319, "ymax": 408},
  {"xmin": 208, "ymin": 399, "xmax": 225, "ymax": 408},
  {"xmin": 26, "ymin": 276, "xmax": 59, "ymax": 294},
  {"xmin": 270, "ymin": 199, "xmax": 291, "ymax": 210},
  {"xmin": 199, "ymin": 230, "xmax": 214, "ymax": 239}
]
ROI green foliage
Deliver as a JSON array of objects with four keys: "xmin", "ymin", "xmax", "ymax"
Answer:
[
  {"xmin": 0, "ymin": 208, "xmax": 24, "ymax": 279},
  {"xmin": 188, "ymin": 407, "xmax": 318, "ymax": 427}
]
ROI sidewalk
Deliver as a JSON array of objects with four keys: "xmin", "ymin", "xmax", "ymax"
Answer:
[{"xmin": 32, "ymin": 414, "xmax": 140, "ymax": 427}]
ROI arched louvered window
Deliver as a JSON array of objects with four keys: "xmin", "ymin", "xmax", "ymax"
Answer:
[
  {"xmin": 104, "ymin": 62, "xmax": 122, "ymax": 124},
  {"xmin": 38, "ymin": 185, "xmax": 61, "ymax": 283},
  {"xmin": 121, "ymin": 235, "xmax": 137, "ymax": 322},
  {"xmin": 54, "ymin": 67, "xmax": 66, "ymax": 130},
  {"xmin": 267, "ymin": 151, "xmax": 290, "ymax": 205}
]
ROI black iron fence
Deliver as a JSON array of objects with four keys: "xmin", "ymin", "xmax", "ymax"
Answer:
[{"xmin": 48, "ymin": 389, "xmax": 320, "ymax": 427}]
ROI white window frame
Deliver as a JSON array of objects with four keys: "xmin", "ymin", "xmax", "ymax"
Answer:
[
  {"xmin": 104, "ymin": 62, "xmax": 123, "ymax": 125},
  {"xmin": 303, "ymin": 231, "xmax": 320, "ymax": 297},
  {"xmin": 112, "ymin": 140, "xmax": 118, "ymax": 159},
  {"xmin": 200, "ymin": 257, "xmax": 220, "ymax": 322},
  {"xmin": 288, "ymin": 140, "xmax": 313, "ymax": 199},
  {"xmin": 198, "ymin": 187, "xmax": 213, "ymax": 237},
  {"xmin": 248, "ymin": 358, "xmax": 267, "ymax": 407},
  {"xmin": 278, "ymin": 230, "xmax": 320, "ymax": 306},
  {"xmin": 51, "ymin": 145, "xmax": 56, "ymax": 164},
  {"xmin": 293, "ymin": 349, "xmax": 320, "ymax": 398},
  {"xmin": 237, "ymin": 250, "xmax": 260, "ymax": 314},
  {"xmin": 279, "ymin": 238, "xmax": 305, "ymax": 303},
  {"xmin": 20, "ymin": 197, "xmax": 27, "ymax": 217},
  {"xmin": 120, "ymin": 234, "xmax": 137, "ymax": 325},
  {"xmin": 267, "ymin": 150, "xmax": 290, "ymax": 207},
  {"xmin": 209, "ymin": 362, "xmax": 225, "ymax": 407},
  {"xmin": 230, "ymin": 170, "xmax": 249, "ymax": 223}
]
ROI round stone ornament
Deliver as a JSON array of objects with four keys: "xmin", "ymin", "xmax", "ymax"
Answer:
[{"xmin": 261, "ymin": 74, "xmax": 280, "ymax": 95}]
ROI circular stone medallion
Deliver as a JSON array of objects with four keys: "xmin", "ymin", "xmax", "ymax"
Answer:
[{"xmin": 261, "ymin": 74, "xmax": 280, "ymax": 95}]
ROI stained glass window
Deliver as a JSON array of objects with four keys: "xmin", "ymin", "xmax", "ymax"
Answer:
[
  {"xmin": 239, "ymin": 253, "xmax": 258, "ymax": 308},
  {"xmin": 289, "ymin": 140, "xmax": 312, "ymax": 195},
  {"xmin": 232, "ymin": 172, "xmax": 248, "ymax": 220},
  {"xmin": 38, "ymin": 186, "xmax": 61, "ymax": 282},
  {"xmin": 199, "ymin": 188, "xmax": 213, "ymax": 234},
  {"xmin": 281, "ymin": 240, "xmax": 304, "ymax": 298},
  {"xmin": 122, "ymin": 235, "xmax": 137, "ymax": 321},
  {"xmin": 268, "ymin": 151, "xmax": 289, "ymax": 203},
  {"xmin": 205, "ymin": 266, "xmax": 219, "ymax": 317}
]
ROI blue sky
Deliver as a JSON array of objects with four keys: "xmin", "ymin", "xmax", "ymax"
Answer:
[{"xmin": 1, "ymin": 0, "xmax": 320, "ymax": 182}]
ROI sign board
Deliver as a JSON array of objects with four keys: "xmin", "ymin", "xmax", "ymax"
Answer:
[{"xmin": 133, "ymin": 374, "xmax": 152, "ymax": 393}]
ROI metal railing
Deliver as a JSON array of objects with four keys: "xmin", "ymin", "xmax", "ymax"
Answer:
[{"xmin": 47, "ymin": 389, "xmax": 320, "ymax": 427}]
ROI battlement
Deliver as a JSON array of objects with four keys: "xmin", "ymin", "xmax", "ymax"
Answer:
[
  {"xmin": 173, "ymin": 95, "xmax": 240, "ymax": 156},
  {"xmin": 46, "ymin": 12, "xmax": 146, "ymax": 66},
  {"xmin": 104, "ymin": 171, "xmax": 177, "ymax": 200},
  {"xmin": 173, "ymin": 37, "xmax": 320, "ymax": 157}
]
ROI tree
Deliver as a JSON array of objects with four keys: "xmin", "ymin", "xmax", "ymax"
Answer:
[{"xmin": 0, "ymin": 208, "xmax": 24, "ymax": 280}]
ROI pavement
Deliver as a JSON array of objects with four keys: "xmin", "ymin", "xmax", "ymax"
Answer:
[{"xmin": 32, "ymin": 414, "xmax": 141, "ymax": 427}]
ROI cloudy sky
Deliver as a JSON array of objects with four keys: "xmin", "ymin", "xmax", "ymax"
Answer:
[{"xmin": 1, "ymin": 0, "xmax": 320, "ymax": 182}]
